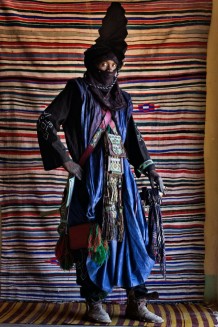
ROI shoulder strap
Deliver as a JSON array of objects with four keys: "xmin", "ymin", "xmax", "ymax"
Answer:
[
  {"xmin": 100, "ymin": 110, "xmax": 112, "ymax": 129},
  {"xmin": 79, "ymin": 110, "xmax": 111, "ymax": 167}
]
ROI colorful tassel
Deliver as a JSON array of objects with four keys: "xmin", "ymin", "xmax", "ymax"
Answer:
[{"xmin": 88, "ymin": 224, "xmax": 109, "ymax": 266}]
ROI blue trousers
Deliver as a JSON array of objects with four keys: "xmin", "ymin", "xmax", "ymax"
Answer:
[{"xmin": 75, "ymin": 249, "xmax": 149, "ymax": 302}]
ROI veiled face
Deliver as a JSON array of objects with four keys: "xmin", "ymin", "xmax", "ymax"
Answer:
[{"xmin": 96, "ymin": 59, "xmax": 118, "ymax": 72}]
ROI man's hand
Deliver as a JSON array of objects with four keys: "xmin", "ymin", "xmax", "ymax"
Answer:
[
  {"xmin": 147, "ymin": 169, "xmax": 165, "ymax": 194},
  {"xmin": 63, "ymin": 160, "xmax": 83, "ymax": 180}
]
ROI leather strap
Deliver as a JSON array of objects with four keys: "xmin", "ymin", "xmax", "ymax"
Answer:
[{"xmin": 79, "ymin": 110, "xmax": 112, "ymax": 167}]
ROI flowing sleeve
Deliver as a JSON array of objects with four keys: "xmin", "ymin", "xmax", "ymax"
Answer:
[
  {"xmin": 37, "ymin": 80, "xmax": 75, "ymax": 171},
  {"xmin": 124, "ymin": 115, "xmax": 155, "ymax": 176}
]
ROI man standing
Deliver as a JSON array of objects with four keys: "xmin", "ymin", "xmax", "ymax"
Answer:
[{"xmin": 37, "ymin": 3, "xmax": 164, "ymax": 324}]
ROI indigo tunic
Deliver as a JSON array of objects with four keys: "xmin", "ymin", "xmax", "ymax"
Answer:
[{"xmin": 37, "ymin": 77, "xmax": 155, "ymax": 292}]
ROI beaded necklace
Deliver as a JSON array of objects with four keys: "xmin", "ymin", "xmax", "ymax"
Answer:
[{"xmin": 84, "ymin": 73, "xmax": 118, "ymax": 91}]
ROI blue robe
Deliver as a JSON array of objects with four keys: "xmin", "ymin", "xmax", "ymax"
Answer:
[{"xmin": 37, "ymin": 77, "xmax": 155, "ymax": 293}]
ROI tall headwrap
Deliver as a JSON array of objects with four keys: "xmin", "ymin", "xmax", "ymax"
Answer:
[
  {"xmin": 84, "ymin": 2, "xmax": 128, "ymax": 69},
  {"xmin": 84, "ymin": 2, "xmax": 128, "ymax": 111}
]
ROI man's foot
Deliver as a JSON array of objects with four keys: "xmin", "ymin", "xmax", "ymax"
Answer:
[
  {"xmin": 125, "ymin": 289, "xmax": 163, "ymax": 323},
  {"xmin": 86, "ymin": 301, "xmax": 111, "ymax": 324}
]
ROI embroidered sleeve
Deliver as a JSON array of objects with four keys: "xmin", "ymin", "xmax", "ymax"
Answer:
[
  {"xmin": 37, "ymin": 112, "xmax": 54, "ymax": 141},
  {"xmin": 37, "ymin": 82, "xmax": 73, "ymax": 170}
]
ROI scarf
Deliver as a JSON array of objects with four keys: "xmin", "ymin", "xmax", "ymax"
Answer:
[{"xmin": 84, "ymin": 70, "xmax": 127, "ymax": 111}]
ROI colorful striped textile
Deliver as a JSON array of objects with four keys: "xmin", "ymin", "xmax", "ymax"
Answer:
[
  {"xmin": 0, "ymin": 0, "xmax": 212, "ymax": 302},
  {"xmin": 0, "ymin": 301, "xmax": 217, "ymax": 326}
]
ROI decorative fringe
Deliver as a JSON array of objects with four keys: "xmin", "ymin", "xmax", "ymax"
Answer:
[
  {"xmin": 88, "ymin": 224, "xmax": 109, "ymax": 266},
  {"xmin": 117, "ymin": 206, "xmax": 124, "ymax": 241},
  {"xmin": 102, "ymin": 204, "xmax": 116, "ymax": 240},
  {"xmin": 107, "ymin": 174, "xmax": 118, "ymax": 203},
  {"xmin": 117, "ymin": 177, "xmax": 124, "ymax": 241},
  {"xmin": 102, "ymin": 173, "xmax": 124, "ymax": 241},
  {"xmin": 140, "ymin": 187, "xmax": 166, "ymax": 278},
  {"xmin": 102, "ymin": 174, "xmax": 118, "ymax": 240}
]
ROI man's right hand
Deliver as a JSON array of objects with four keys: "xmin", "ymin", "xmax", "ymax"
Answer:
[{"xmin": 63, "ymin": 160, "xmax": 83, "ymax": 180}]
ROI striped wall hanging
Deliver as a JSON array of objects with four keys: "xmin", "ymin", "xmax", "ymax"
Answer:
[{"xmin": 0, "ymin": 0, "xmax": 212, "ymax": 302}]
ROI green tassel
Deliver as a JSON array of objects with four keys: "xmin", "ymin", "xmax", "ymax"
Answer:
[{"xmin": 88, "ymin": 224, "xmax": 109, "ymax": 266}]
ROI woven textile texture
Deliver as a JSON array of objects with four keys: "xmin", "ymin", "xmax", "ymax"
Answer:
[
  {"xmin": 0, "ymin": 301, "xmax": 217, "ymax": 326},
  {"xmin": 0, "ymin": 0, "xmax": 212, "ymax": 302}
]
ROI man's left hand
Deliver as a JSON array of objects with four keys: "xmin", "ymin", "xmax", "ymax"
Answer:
[{"xmin": 147, "ymin": 169, "xmax": 165, "ymax": 194}]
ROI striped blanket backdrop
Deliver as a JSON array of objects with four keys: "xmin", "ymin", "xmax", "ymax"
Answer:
[{"xmin": 0, "ymin": 1, "xmax": 212, "ymax": 302}]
